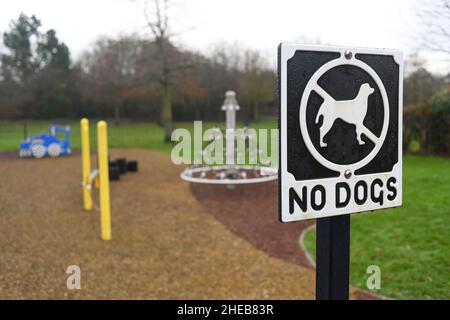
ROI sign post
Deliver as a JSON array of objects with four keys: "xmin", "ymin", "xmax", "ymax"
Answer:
[
  {"xmin": 278, "ymin": 43, "xmax": 403, "ymax": 300},
  {"xmin": 316, "ymin": 215, "xmax": 350, "ymax": 300}
]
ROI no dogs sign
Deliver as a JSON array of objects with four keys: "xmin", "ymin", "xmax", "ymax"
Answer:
[{"xmin": 278, "ymin": 44, "xmax": 403, "ymax": 222}]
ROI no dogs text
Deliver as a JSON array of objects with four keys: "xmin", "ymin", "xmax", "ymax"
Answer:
[{"xmin": 289, "ymin": 176, "xmax": 398, "ymax": 213}]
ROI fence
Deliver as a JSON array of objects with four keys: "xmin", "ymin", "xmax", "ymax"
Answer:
[
  {"xmin": 1, "ymin": 114, "xmax": 448, "ymax": 156},
  {"xmin": 0, "ymin": 119, "xmax": 171, "ymax": 153}
]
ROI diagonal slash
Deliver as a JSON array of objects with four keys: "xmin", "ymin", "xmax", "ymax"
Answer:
[
  {"xmin": 360, "ymin": 126, "xmax": 380, "ymax": 145},
  {"xmin": 313, "ymin": 84, "xmax": 333, "ymax": 101}
]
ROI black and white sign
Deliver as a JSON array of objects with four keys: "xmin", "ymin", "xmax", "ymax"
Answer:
[{"xmin": 278, "ymin": 44, "xmax": 403, "ymax": 222}]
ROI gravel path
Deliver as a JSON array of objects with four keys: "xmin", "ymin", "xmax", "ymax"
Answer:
[
  {"xmin": 191, "ymin": 182, "xmax": 316, "ymax": 269},
  {"xmin": 0, "ymin": 149, "xmax": 319, "ymax": 299},
  {"xmin": 190, "ymin": 180, "xmax": 378, "ymax": 300}
]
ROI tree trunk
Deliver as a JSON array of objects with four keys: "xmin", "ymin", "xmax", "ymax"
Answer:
[{"xmin": 161, "ymin": 84, "xmax": 173, "ymax": 142}]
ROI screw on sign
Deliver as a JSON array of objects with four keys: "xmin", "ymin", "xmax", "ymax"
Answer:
[{"xmin": 277, "ymin": 44, "xmax": 403, "ymax": 299}]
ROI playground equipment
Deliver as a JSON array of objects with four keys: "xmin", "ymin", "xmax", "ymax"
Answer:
[
  {"xmin": 80, "ymin": 119, "xmax": 111, "ymax": 241},
  {"xmin": 80, "ymin": 119, "xmax": 139, "ymax": 240},
  {"xmin": 180, "ymin": 91, "xmax": 278, "ymax": 186},
  {"xmin": 19, "ymin": 125, "xmax": 71, "ymax": 158},
  {"xmin": 108, "ymin": 158, "xmax": 138, "ymax": 181}
]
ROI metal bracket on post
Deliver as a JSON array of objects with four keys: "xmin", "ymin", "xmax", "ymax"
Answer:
[{"xmin": 316, "ymin": 215, "xmax": 351, "ymax": 300}]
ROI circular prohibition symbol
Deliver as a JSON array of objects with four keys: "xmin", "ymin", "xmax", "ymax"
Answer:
[{"xmin": 299, "ymin": 53, "xmax": 390, "ymax": 176}]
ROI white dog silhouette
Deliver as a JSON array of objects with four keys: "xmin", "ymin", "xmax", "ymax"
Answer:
[{"xmin": 315, "ymin": 83, "xmax": 375, "ymax": 147}]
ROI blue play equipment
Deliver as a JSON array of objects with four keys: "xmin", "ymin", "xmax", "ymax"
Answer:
[{"xmin": 19, "ymin": 125, "xmax": 71, "ymax": 158}]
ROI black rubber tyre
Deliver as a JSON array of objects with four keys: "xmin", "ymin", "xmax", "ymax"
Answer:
[
  {"xmin": 116, "ymin": 158, "xmax": 127, "ymax": 174},
  {"xmin": 109, "ymin": 166, "xmax": 120, "ymax": 181},
  {"xmin": 126, "ymin": 160, "xmax": 138, "ymax": 172},
  {"xmin": 109, "ymin": 160, "xmax": 118, "ymax": 168}
]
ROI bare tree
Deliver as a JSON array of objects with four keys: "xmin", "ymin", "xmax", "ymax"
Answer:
[
  {"xmin": 416, "ymin": 0, "xmax": 450, "ymax": 54},
  {"xmin": 241, "ymin": 49, "xmax": 274, "ymax": 122},
  {"xmin": 80, "ymin": 36, "xmax": 144, "ymax": 125},
  {"xmin": 137, "ymin": 0, "xmax": 191, "ymax": 141},
  {"xmin": 207, "ymin": 43, "xmax": 275, "ymax": 122}
]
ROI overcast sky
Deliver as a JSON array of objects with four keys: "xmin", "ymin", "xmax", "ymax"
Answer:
[{"xmin": 0, "ymin": 0, "xmax": 448, "ymax": 73}]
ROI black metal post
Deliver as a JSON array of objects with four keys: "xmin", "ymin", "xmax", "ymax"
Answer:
[{"xmin": 316, "ymin": 215, "xmax": 350, "ymax": 300}]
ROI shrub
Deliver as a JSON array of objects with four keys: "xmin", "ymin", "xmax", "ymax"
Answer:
[{"xmin": 403, "ymin": 89, "xmax": 450, "ymax": 155}]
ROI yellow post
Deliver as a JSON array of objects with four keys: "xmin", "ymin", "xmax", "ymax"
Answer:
[
  {"xmin": 81, "ymin": 118, "xmax": 92, "ymax": 211},
  {"xmin": 97, "ymin": 121, "xmax": 111, "ymax": 240}
]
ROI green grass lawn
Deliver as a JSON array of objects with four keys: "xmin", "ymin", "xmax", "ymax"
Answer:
[
  {"xmin": 0, "ymin": 120, "xmax": 175, "ymax": 153},
  {"xmin": 0, "ymin": 120, "xmax": 223, "ymax": 153},
  {"xmin": 303, "ymin": 155, "xmax": 450, "ymax": 299},
  {"xmin": 0, "ymin": 119, "xmax": 277, "ymax": 164}
]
